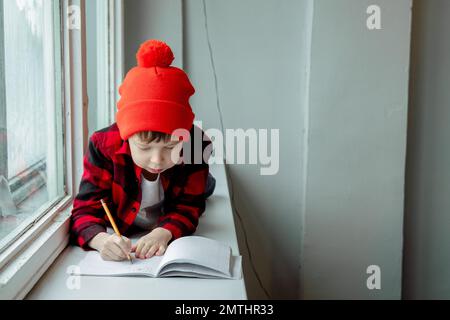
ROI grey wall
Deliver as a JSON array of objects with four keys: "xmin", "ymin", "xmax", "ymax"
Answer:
[
  {"xmin": 403, "ymin": 0, "xmax": 450, "ymax": 299},
  {"xmin": 124, "ymin": 0, "xmax": 414, "ymax": 299},
  {"xmin": 299, "ymin": 0, "xmax": 412, "ymax": 299},
  {"xmin": 183, "ymin": 0, "xmax": 309, "ymax": 299},
  {"xmin": 124, "ymin": 0, "xmax": 183, "ymax": 72}
]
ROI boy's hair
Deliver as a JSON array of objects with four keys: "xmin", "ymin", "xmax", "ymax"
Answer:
[{"xmin": 136, "ymin": 130, "xmax": 173, "ymax": 144}]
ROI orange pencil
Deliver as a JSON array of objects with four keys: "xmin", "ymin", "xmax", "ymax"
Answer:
[{"xmin": 100, "ymin": 198, "xmax": 133, "ymax": 264}]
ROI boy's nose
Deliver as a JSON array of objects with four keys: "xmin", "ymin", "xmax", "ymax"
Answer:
[
  {"xmin": 150, "ymin": 154, "xmax": 163, "ymax": 167},
  {"xmin": 149, "ymin": 150, "xmax": 162, "ymax": 160}
]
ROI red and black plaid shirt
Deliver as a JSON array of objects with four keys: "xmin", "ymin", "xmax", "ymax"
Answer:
[{"xmin": 70, "ymin": 122, "xmax": 212, "ymax": 250}]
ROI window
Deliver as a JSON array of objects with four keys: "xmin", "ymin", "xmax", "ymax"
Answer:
[
  {"xmin": 86, "ymin": 0, "xmax": 123, "ymax": 136},
  {"xmin": 0, "ymin": 0, "xmax": 124, "ymax": 299},
  {"xmin": 0, "ymin": 0, "xmax": 65, "ymax": 253}
]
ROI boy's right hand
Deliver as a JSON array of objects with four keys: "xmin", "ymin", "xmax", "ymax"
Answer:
[{"xmin": 88, "ymin": 232, "xmax": 132, "ymax": 261}]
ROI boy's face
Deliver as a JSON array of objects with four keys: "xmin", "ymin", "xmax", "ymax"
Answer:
[{"xmin": 128, "ymin": 133, "xmax": 183, "ymax": 175}]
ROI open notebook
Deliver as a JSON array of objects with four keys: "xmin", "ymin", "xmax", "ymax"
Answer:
[{"xmin": 76, "ymin": 236, "xmax": 242, "ymax": 279}]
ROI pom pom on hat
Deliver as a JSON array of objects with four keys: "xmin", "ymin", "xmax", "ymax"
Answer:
[{"xmin": 136, "ymin": 39, "xmax": 174, "ymax": 68}]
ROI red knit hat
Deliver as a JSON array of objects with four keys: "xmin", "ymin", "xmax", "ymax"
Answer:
[{"xmin": 115, "ymin": 39, "xmax": 195, "ymax": 141}]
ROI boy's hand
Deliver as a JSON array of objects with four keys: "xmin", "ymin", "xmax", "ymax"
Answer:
[
  {"xmin": 88, "ymin": 232, "xmax": 132, "ymax": 261},
  {"xmin": 131, "ymin": 227, "xmax": 173, "ymax": 259}
]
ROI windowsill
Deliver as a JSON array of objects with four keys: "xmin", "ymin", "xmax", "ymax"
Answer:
[
  {"xmin": 25, "ymin": 163, "xmax": 248, "ymax": 300},
  {"xmin": 0, "ymin": 195, "xmax": 72, "ymax": 299}
]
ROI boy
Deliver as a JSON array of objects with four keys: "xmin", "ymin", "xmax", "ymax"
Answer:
[{"xmin": 70, "ymin": 39, "xmax": 215, "ymax": 261}]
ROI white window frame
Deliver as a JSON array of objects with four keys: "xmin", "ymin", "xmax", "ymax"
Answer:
[
  {"xmin": 0, "ymin": 0, "xmax": 124, "ymax": 299},
  {"xmin": 0, "ymin": 0, "xmax": 65, "ymax": 258}
]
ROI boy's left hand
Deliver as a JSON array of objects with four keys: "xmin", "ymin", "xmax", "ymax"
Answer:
[{"xmin": 131, "ymin": 227, "xmax": 173, "ymax": 259}]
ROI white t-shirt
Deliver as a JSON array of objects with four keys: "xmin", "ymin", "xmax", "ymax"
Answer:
[{"xmin": 133, "ymin": 173, "xmax": 165, "ymax": 230}]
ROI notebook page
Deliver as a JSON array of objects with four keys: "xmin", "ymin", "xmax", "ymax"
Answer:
[
  {"xmin": 161, "ymin": 271, "xmax": 227, "ymax": 279},
  {"xmin": 159, "ymin": 263, "xmax": 228, "ymax": 278},
  {"xmin": 77, "ymin": 252, "xmax": 163, "ymax": 277},
  {"xmin": 157, "ymin": 236, "xmax": 231, "ymax": 276},
  {"xmin": 160, "ymin": 255, "xmax": 242, "ymax": 279},
  {"xmin": 230, "ymin": 255, "xmax": 243, "ymax": 279}
]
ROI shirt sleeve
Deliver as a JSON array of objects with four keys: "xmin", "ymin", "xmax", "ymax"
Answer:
[
  {"xmin": 158, "ymin": 131, "xmax": 213, "ymax": 241},
  {"xmin": 157, "ymin": 163, "xmax": 210, "ymax": 241},
  {"xmin": 69, "ymin": 135, "xmax": 113, "ymax": 250}
]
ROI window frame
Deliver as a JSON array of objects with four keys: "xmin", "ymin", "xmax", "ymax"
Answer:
[
  {"xmin": 88, "ymin": 0, "xmax": 123, "ymax": 135},
  {"xmin": 0, "ymin": 0, "xmax": 78, "ymax": 299},
  {"xmin": 0, "ymin": 0, "xmax": 123, "ymax": 299},
  {"xmin": 0, "ymin": 0, "xmax": 68, "ymax": 258},
  {"xmin": 0, "ymin": 0, "xmax": 6, "ymax": 180}
]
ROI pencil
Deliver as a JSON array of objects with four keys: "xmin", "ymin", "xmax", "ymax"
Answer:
[{"xmin": 100, "ymin": 198, "xmax": 133, "ymax": 264}]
